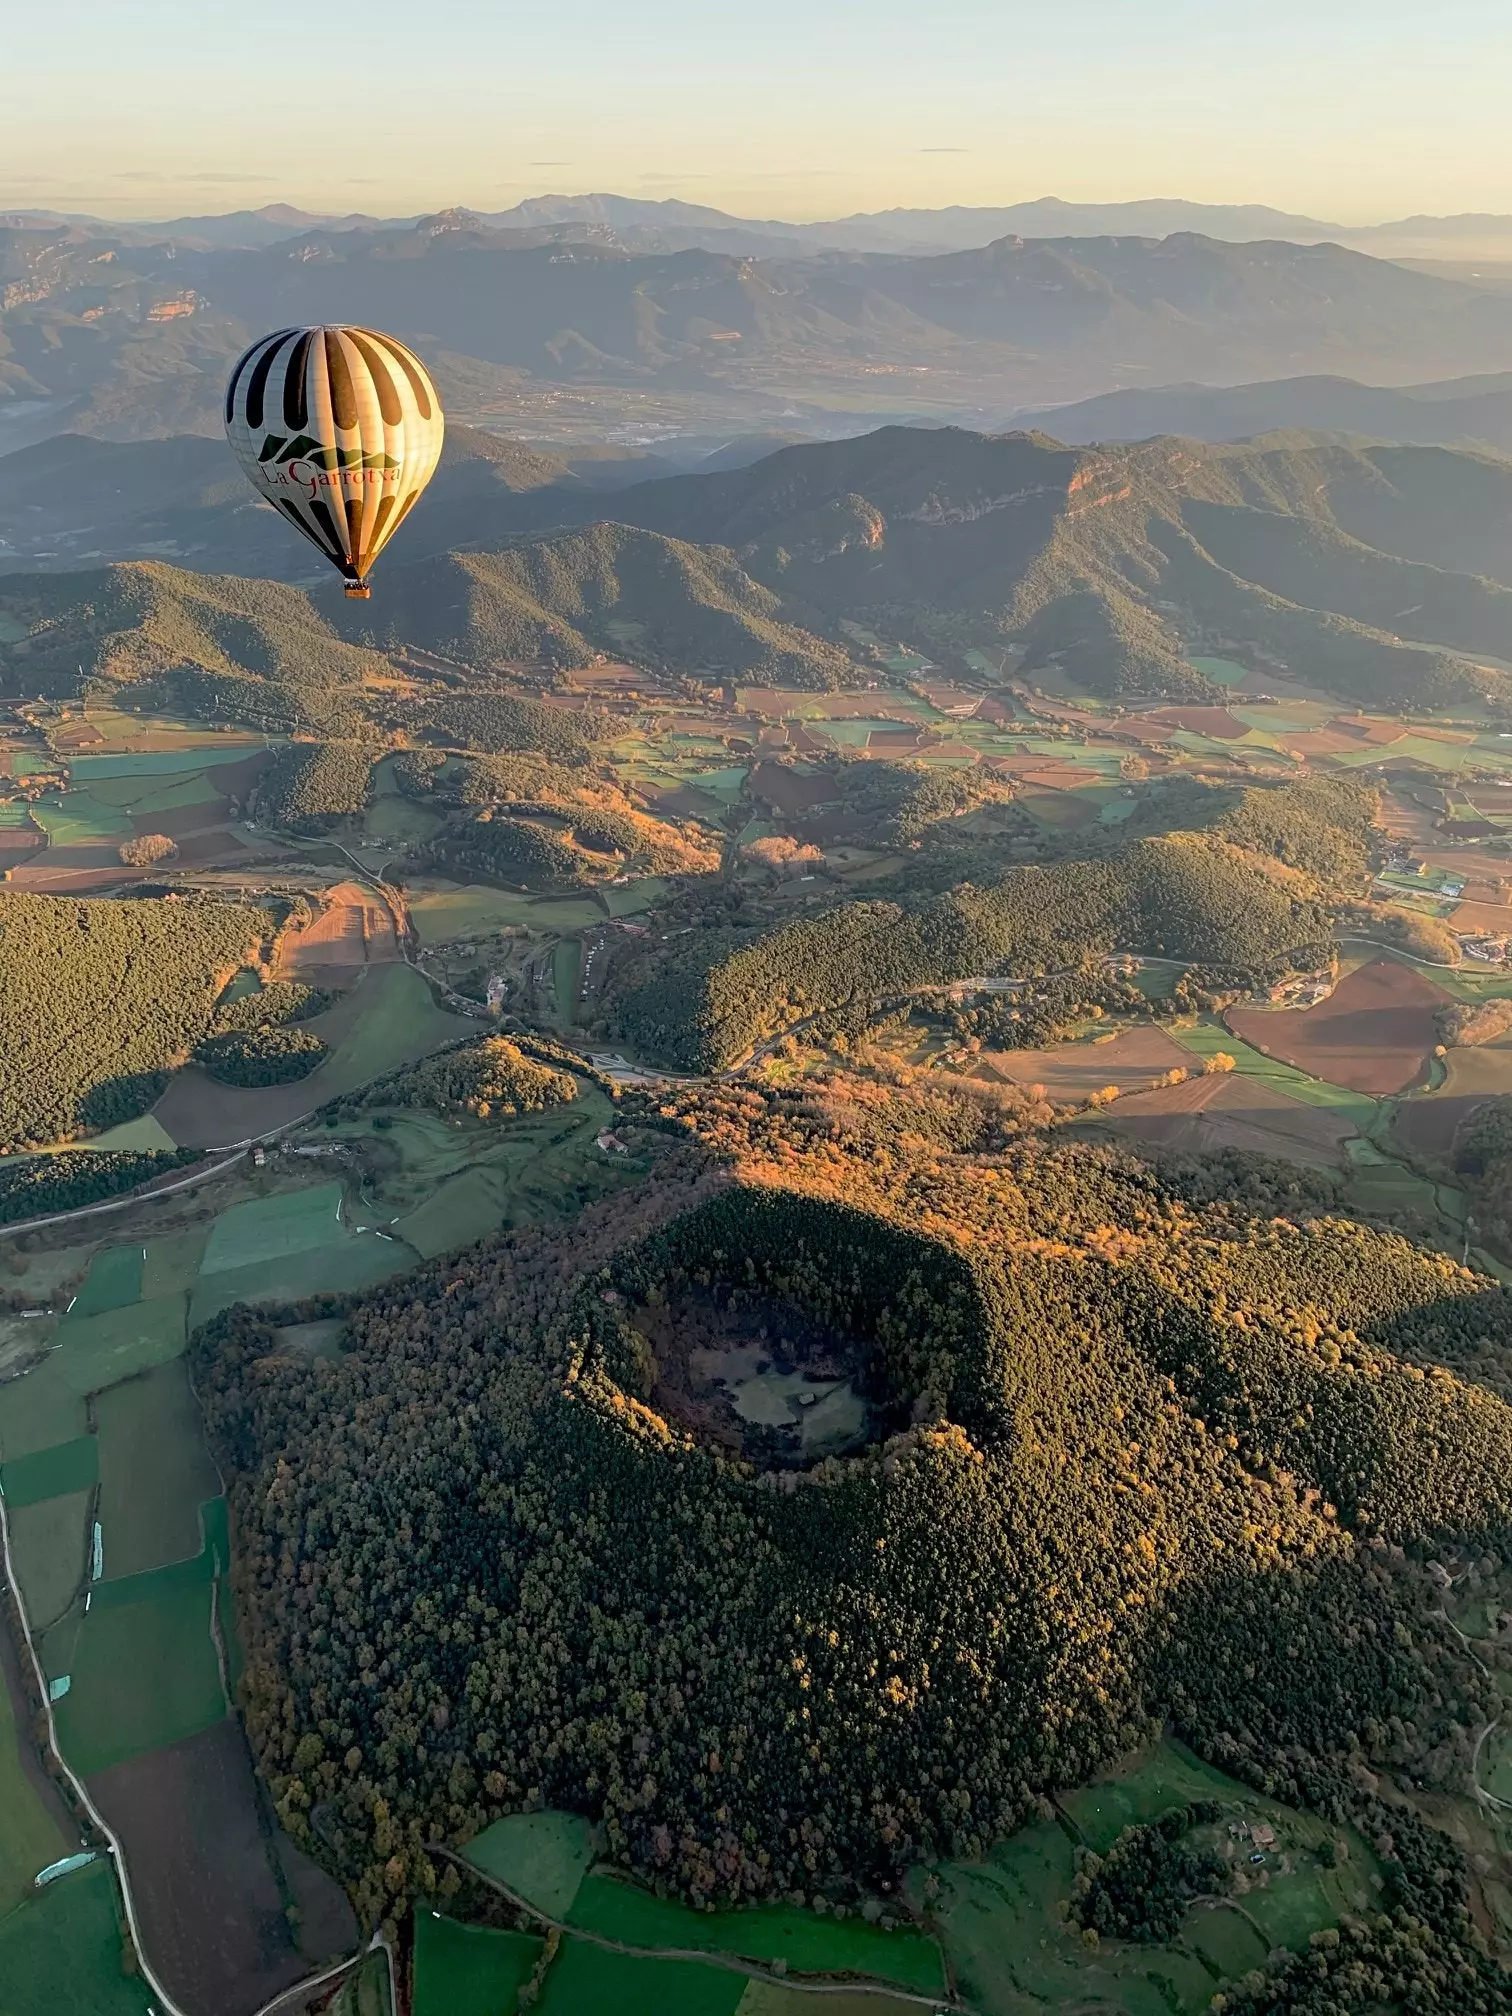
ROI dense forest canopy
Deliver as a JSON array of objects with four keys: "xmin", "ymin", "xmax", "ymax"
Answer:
[
  {"xmin": 614, "ymin": 832, "xmax": 1333, "ymax": 1068},
  {"xmin": 193, "ymin": 1070, "xmax": 1512, "ymax": 2016},
  {"xmin": 0, "ymin": 889, "xmax": 273, "ymax": 1148}
]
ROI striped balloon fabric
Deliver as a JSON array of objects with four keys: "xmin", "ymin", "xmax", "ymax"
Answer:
[{"xmin": 224, "ymin": 325, "xmax": 444, "ymax": 597}]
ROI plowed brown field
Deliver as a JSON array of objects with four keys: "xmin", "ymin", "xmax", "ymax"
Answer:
[
  {"xmin": 275, "ymin": 880, "xmax": 396, "ymax": 973},
  {"xmin": 1227, "ymin": 960, "xmax": 1447, "ymax": 1096},
  {"xmin": 1098, "ymin": 1073, "xmax": 1356, "ymax": 1166},
  {"xmin": 984, "ymin": 1025, "xmax": 1190, "ymax": 1101},
  {"xmin": 87, "ymin": 1717, "xmax": 356, "ymax": 2016}
]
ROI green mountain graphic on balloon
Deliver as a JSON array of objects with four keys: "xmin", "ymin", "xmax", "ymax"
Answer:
[{"xmin": 256, "ymin": 433, "xmax": 401, "ymax": 473}]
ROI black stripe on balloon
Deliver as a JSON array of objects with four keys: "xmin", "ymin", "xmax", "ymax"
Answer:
[
  {"xmin": 324, "ymin": 330, "xmax": 359, "ymax": 431},
  {"xmin": 347, "ymin": 330, "xmax": 403, "ymax": 424},
  {"xmin": 307, "ymin": 495, "xmax": 357, "ymax": 575},
  {"xmin": 224, "ymin": 333, "xmax": 274, "ymax": 425},
  {"xmin": 358, "ymin": 491, "xmax": 399, "ymax": 574},
  {"xmin": 368, "ymin": 331, "xmax": 432, "ymax": 419},
  {"xmin": 244, "ymin": 332, "xmax": 293, "ymax": 431},
  {"xmin": 283, "ymin": 330, "xmax": 314, "ymax": 432},
  {"xmin": 273, "ymin": 497, "xmax": 343, "ymax": 565}
]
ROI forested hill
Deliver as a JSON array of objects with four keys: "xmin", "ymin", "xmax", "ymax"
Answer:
[
  {"xmin": 597, "ymin": 425, "xmax": 1512, "ymax": 709},
  {"xmin": 193, "ymin": 1072, "xmax": 1512, "ymax": 2013},
  {"xmin": 0, "ymin": 522, "xmax": 849, "ymax": 727},
  {"xmin": 0, "ymin": 888, "xmax": 274, "ymax": 1149},
  {"xmin": 613, "ymin": 831, "xmax": 1335, "ymax": 1069},
  {"xmin": 8, "ymin": 423, "xmax": 1510, "ymax": 716}
]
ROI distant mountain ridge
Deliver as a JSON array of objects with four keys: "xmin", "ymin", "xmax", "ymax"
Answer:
[
  {"xmin": 1018, "ymin": 372, "xmax": 1512, "ymax": 455},
  {"xmin": 10, "ymin": 217, "xmax": 1512, "ymax": 453},
  {"xmin": 13, "ymin": 192, "xmax": 1512, "ymax": 262}
]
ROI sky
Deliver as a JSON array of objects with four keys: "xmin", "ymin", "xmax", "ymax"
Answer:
[{"xmin": 5, "ymin": 0, "xmax": 1511, "ymax": 223}]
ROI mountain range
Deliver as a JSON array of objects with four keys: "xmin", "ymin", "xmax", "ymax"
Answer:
[
  {"xmin": 5, "ymin": 424, "xmax": 1512, "ymax": 721},
  {"xmin": 9, "ymin": 213, "xmax": 1512, "ymax": 452},
  {"xmin": 12, "ymin": 194, "xmax": 1512, "ymax": 262}
]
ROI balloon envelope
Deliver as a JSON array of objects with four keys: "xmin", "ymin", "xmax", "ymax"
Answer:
[{"xmin": 224, "ymin": 325, "xmax": 444, "ymax": 596}]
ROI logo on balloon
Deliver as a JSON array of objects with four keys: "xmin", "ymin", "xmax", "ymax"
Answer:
[{"xmin": 255, "ymin": 432, "xmax": 402, "ymax": 495}]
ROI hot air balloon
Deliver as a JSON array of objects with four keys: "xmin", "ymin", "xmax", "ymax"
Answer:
[{"xmin": 224, "ymin": 325, "xmax": 444, "ymax": 598}]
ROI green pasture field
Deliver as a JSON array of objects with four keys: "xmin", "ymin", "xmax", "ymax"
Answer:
[
  {"xmin": 1017, "ymin": 788, "xmax": 1100, "ymax": 831},
  {"xmin": 567, "ymin": 1873, "xmax": 947, "ymax": 1994},
  {"xmin": 93, "ymin": 1497, "xmax": 227, "ymax": 1610},
  {"xmin": 68, "ymin": 745, "xmax": 259, "ymax": 779},
  {"xmin": 65, "ymin": 1115, "xmax": 180, "ymax": 1157},
  {"xmin": 379, "ymin": 1094, "xmax": 625, "ymax": 1258},
  {"xmin": 1343, "ymin": 1138, "xmax": 1453, "ymax": 1224},
  {"xmin": 200, "ymin": 1181, "xmax": 344, "ymax": 1273},
  {"xmin": 95, "ymin": 1361, "xmax": 222, "ymax": 1577},
  {"xmin": 0, "ymin": 1857, "xmax": 154, "ymax": 2014},
  {"xmin": 408, "ymin": 886, "xmax": 604, "ymax": 943},
  {"xmin": 1060, "ymin": 1739, "xmax": 1242, "ymax": 1850},
  {"xmin": 599, "ymin": 876, "xmax": 669, "ymax": 917},
  {"xmin": 464, "ymin": 1810, "xmax": 596, "ymax": 1916},
  {"xmin": 392, "ymin": 1166, "xmax": 518, "ymax": 1259},
  {"xmin": 0, "ymin": 1363, "xmax": 87, "ymax": 1461},
  {"xmin": 1187, "ymin": 1905, "xmax": 1269, "ymax": 1975},
  {"xmin": 319, "ymin": 965, "xmax": 470, "ymax": 1092},
  {"xmin": 54, "ymin": 1583, "xmax": 226, "ymax": 1774},
  {"xmin": 48, "ymin": 1294, "xmax": 187, "ymax": 1395},
  {"xmin": 187, "ymin": 1233, "xmax": 418, "ymax": 1330},
  {"xmin": 553, "ymin": 938, "xmax": 582, "ymax": 1022},
  {"xmin": 83, "ymin": 770, "xmax": 221, "ymax": 814},
  {"xmin": 1164, "ymin": 1018, "xmax": 1378, "ymax": 1123},
  {"xmin": 0, "ymin": 1434, "xmax": 97, "ymax": 1509},
  {"xmin": 141, "ymin": 1228, "xmax": 210, "ymax": 1298},
  {"xmin": 536, "ymin": 1939, "xmax": 746, "ymax": 2016},
  {"xmin": 685, "ymin": 766, "xmax": 748, "ymax": 798},
  {"xmin": 0, "ymin": 801, "xmax": 35, "ymax": 829},
  {"xmin": 126, "ymin": 773, "xmax": 223, "ymax": 817},
  {"xmin": 30, "ymin": 793, "xmax": 131, "ymax": 846},
  {"xmin": 0, "ymin": 1651, "xmax": 71, "ymax": 1914},
  {"xmin": 7, "ymin": 1489, "xmax": 89, "ymax": 1632},
  {"xmin": 69, "ymin": 1245, "xmax": 144, "ymax": 1319},
  {"xmin": 413, "ymin": 1914, "xmax": 542, "ymax": 2016},
  {"xmin": 1189, "ymin": 657, "xmax": 1251, "ymax": 686}
]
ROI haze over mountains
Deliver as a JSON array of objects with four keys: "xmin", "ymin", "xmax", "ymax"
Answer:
[
  {"xmin": 8, "ymin": 201, "xmax": 1512, "ymax": 452},
  {"xmin": 1021, "ymin": 371, "xmax": 1512, "ymax": 454},
  {"xmin": 13, "ymin": 193, "xmax": 1512, "ymax": 262}
]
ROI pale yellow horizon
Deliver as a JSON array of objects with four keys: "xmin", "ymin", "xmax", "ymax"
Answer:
[{"xmin": 6, "ymin": 0, "xmax": 1511, "ymax": 227}]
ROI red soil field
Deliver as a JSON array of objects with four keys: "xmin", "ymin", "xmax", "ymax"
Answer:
[
  {"xmin": 1227, "ymin": 959, "xmax": 1448, "ymax": 1096},
  {"xmin": 87, "ymin": 1717, "xmax": 356, "ymax": 2016},
  {"xmin": 1148, "ymin": 707, "xmax": 1246, "ymax": 739},
  {"xmin": 1098, "ymin": 1073, "xmax": 1356, "ymax": 1167}
]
